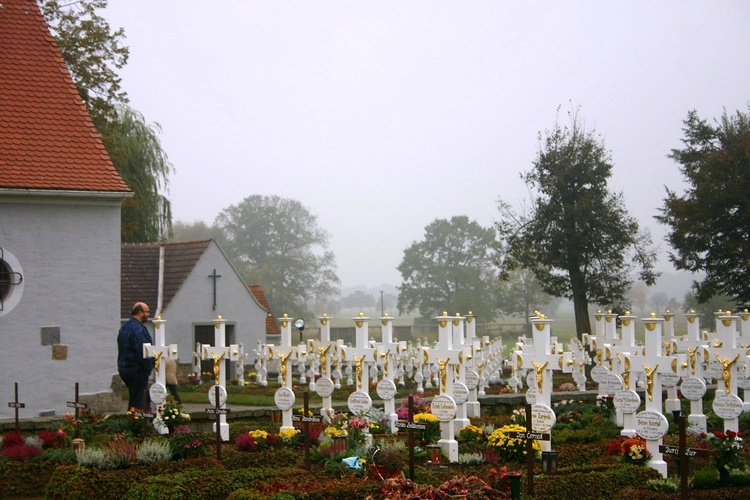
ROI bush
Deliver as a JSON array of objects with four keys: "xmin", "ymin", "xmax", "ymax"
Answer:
[
  {"xmin": 692, "ymin": 467, "xmax": 718, "ymax": 489},
  {"xmin": 646, "ymin": 476, "xmax": 681, "ymax": 493},
  {"xmin": 136, "ymin": 437, "xmax": 172, "ymax": 465}
]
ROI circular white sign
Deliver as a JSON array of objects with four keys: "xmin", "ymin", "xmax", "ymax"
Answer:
[
  {"xmin": 613, "ymin": 389, "xmax": 641, "ymax": 414},
  {"xmin": 430, "ymin": 394, "xmax": 457, "ymax": 422},
  {"xmin": 347, "ymin": 391, "xmax": 373, "ymax": 414},
  {"xmin": 591, "ymin": 365, "xmax": 610, "ymax": 384},
  {"xmin": 254, "ymin": 362, "xmax": 262, "ymax": 370},
  {"xmin": 316, "ymin": 376, "xmax": 335, "ymax": 398},
  {"xmin": 452, "ymin": 382, "xmax": 469, "ymax": 404},
  {"xmin": 149, "ymin": 383, "xmax": 168, "ymax": 405},
  {"xmin": 525, "ymin": 385, "xmax": 538, "ymax": 405},
  {"xmin": 531, "ymin": 404, "xmax": 557, "ymax": 432},
  {"xmin": 634, "ymin": 410, "xmax": 669, "ymax": 440},
  {"xmin": 573, "ymin": 371, "xmax": 587, "ymax": 384},
  {"xmin": 661, "ymin": 373, "xmax": 680, "ymax": 388},
  {"xmin": 680, "ymin": 376, "xmax": 707, "ymax": 401},
  {"xmin": 414, "ymin": 372, "xmax": 424, "ymax": 383},
  {"xmin": 712, "ymin": 393, "xmax": 744, "ymax": 420},
  {"xmin": 274, "ymin": 386, "xmax": 295, "ymax": 410},
  {"xmin": 376, "ymin": 379, "xmax": 397, "ymax": 400},
  {"xmin": 526, "ymin": 371, "xmax": 536, "ymax": 387},
  {"xmin": 332, "ymin": 369, "xmax": 342, "ymax": 380},
  {"xmin": 465, "ymin": 370, "xmax": 480, "ymax": 390},
  {"xmin": 507, "ymin": 376, "xmax": 519, "ymax": 388},
  {"xmin": 602, "ymin": 373, "xmax": 624, "ymax": 394},
  {"xmin": 208, "ymin": 384, "xmax": 228, "ymax": 407}
]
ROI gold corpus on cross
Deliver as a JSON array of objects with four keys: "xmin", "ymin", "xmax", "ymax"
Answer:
[
  {"xmin": 643, "ymin": 364, "xmax": 658, "ymax": 402},
  {"xmin": 716, "ymin": 353, "xmax": 740, "ymax": 394},
  {"xmin": 276, "ymin": 350, "xmax": 292, "ymax": 384},
  {"xmin": 531, "ymin": 360, "xmax": 549, "ymax": 393},
  {"xmin": 437, "ymin": 357, "xmax": 448, "ymax": 393},
  {"xmin": 318, "ymin": 344, "xmax": 332, "ymax": 376},
  {"xmin": 153, "ymin": 350, "xmax": 163, "ymax": 376},
  {"xmin": 381, "ymin": 349, "xmax": 390, "ymax": 375},
  {"xmin": 354, "ymin": 355, "xmax": 364, "ymax": 390},
  {"xmin": 686, "ymin": 347, "xmax": 698, "ymax": 375},
  {"xmin": 212, "ymin": 351, "xmax": 226, "ymax": 385}
]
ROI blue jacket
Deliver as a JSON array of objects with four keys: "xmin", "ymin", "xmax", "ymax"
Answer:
[{"xmin": 117, "ymin": 318, "xmax": 154, "ymax": 375}]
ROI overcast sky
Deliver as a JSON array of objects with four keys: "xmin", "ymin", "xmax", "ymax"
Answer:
[{"xmin": 103, "ymin": 1, "xmax": 750, "ymax": 291}]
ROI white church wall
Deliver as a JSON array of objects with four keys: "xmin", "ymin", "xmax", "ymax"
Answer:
[{"xmin": 0, "ymin": 198, "xmax": 122, "ymax": 418}]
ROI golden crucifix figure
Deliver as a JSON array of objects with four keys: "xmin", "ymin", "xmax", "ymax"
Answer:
[
  {"xmin": 643, "ymin": 364, "xmax": 658, "ymax": 401},
  {"xmin": 531, "ymin": 360, "xmax": 549, "ymax": 393},
  {"xmin": 716, "ymin": 353, "xmax": 740, "ymax": 394},
  {"xmin": 153, "ymin": 350, "xmax": 163, "ymax": 376},
  {"xmin": 354, "ymin": 355, "xmax": 364, "ymax": 390},
  {"xmin": 437, "ymin": 357, "xmax": 448, "ymax": 393},
  {"xmin": 318, "ymin": 344, "xmax": 331, "ymax": 376},
  {"xmin": 381, "ymin": 349, "xmax": 390, "ymax": 376},
  {"xmin": 277, "ymin": 351, "xmax": 292, "ymax": 384},
  {"xmin": 212, "ymin": 351, "xmax": 226, "ymax": 385},
  {"xmin": 596, "ymin": 349, "xmax": 603, "ymax": 365},
  {"xmin": 686, "ymin": 347, "xmax": 698, "ymax": 375}
]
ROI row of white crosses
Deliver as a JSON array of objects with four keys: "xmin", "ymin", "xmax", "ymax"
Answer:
[{"xmin": 143, "ymin": 317, "xmax": 178, "ymax": 434}]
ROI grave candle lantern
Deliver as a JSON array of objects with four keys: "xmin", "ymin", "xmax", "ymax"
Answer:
[
  {"xmin": 541, "ymin": 450, "xmax": 557, "ymax": 474},
  {"xmin": 426, "ymin": 444, "xmax": 441, "ymax": 464}
]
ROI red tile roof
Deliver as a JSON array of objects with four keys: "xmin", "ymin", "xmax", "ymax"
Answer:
[
  {"xmin": 249, "ymin": 285, "xmax": 281, "ymax": 335},
  {"xmin": 0, "ymin": 0, "xmax": 130, "ymax": 193}
]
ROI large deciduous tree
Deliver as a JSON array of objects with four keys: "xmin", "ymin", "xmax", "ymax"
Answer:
[
  {"xmin": 495, "ymin": 109, "xmax": 658, "ymax": 338},
  {"xmin": 397, "ymin": 216, "xmax": 500, "ymax": 320},
  {"xmin": 216, "ymin": 195, "xmax": 340, "ymax": 319},
  {"xmin": 40, "ymin": 0, "xmax": 173, "ymax": 242},
  {"xmin": 656, "ymin": 107, "xmax": 750, "ymax": 306}
]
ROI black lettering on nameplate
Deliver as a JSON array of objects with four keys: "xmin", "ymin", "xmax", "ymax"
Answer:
[
  {"xmin": 66, "ymin": 402, "xmax": 87, "ymax": 409},
  {"xmin": 508, "ymin": 431, "xmax": 550, "ymax": 441},
  {"xmin": 658, "ymin": 445, "xmax": 709, "ymax": 458},
  {"xmin": 291, "ymin": 415, "xmax": 322, "ymax": 423},
  {"xmin": 205, "ymin": 408, "xmax": 231, "ymax": 415},
  {"xmin": 131, "ymin": 410, "xmax": 155, "ymax": 419},
  {"xmin": 395, "ymin": 421, "xmax": 427, "ymax": 430}
]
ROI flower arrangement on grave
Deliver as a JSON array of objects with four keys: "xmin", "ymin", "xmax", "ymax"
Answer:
[
  {"xmin": 395, "ymin": 394, "xmax": 428, "ymax": 420},
  {"xmin": 157, "ymin": 399, "xmax": 190, "ymax": 431},
  {"xmin": 348, "ymin": 414, "xmax": 370, "ymax": 447},
  {"xmin": 618, "ymin": 437, "xmax": 652, "ymax": 465},
  {"xmin": 170, "ymin": 425, "xmax": 206, "ymax": 458},
  {"xmin": 0, "ymin": 430, "xmax": 43, "ymax": 461},
  {"xmin": 279, "ymin": 427, "xmax": 301, "ymax": 447},
  {"xmin": 323, "ymin": 411, "xmax": 350, "ymax": 438},
  {"xmin": 487, "ymin": 424, "xmax": 541, "ymax": 463},
  {"xmin": 510, "ymin": 408, "xmax": 526, "ymax": 425},
  {"xmin": 700, "ymin": 429, "xmax": 746, "ymax": 473},
  {"xmin": 458, "ymin": 424, "xmax": 487, "ymax": 443},
  {"xmin": 413, "ymin": 412, "xmax": 441, "ymax": 445}
]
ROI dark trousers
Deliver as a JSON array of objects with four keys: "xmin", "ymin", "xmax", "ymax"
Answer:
[
  {"xmin": 167, "ymin": 384, "xmax": 182, "ymax": 404},
  {"xmin": 119, "ymin": 370, "xmax": 150, "ymax": 410}
]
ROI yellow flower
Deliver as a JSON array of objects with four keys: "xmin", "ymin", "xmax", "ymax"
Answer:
[{"xmin": 414, "ymin": 412, "xmax": 439, "ymax": 423}]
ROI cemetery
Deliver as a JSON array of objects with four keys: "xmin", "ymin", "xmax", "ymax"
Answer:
[{"xmin": 2, "ymin": 311, "xmax": 750, "ymax": 499}]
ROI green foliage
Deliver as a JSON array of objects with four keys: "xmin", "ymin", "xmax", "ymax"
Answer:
[
  {"xmin": 691, "ymin": 466, "xmax": 718, "ymax": 489},
  {"xmin": 496, "ymin": 106, "xmax": 658, "ymax": 336},
  {"xmin": 108, "ymin": 106, "xmax": 173, "ymax": 243},
  {"xmin": 657, "ymin": 106, "xmax": 750, "ymax": 304},
  {"xmin": 729, "ymin": 468, "xmax": 750, "ymax": 486},
  {"xmin": 39, "ymin": 0, "xmax": 129, "ymax": 126},
  {"xmin": 0, "ymin": 461, "xmax": 59, "ymax": 498},
  {"xmin": 216, "ymin": 195, "xmax": 340, "ymax": 318},
  {"xmin": 533, "ymin": 464, "xmax": 661, "ymax": 499},
  {"xmin": 397, "ymin": 215, "xmax": 501, "ymax": 319},
  {"xmin": 646, "ymin": 476, "xmax": 682, "ymax": 492},
  {"xmin": 136, "ymin": 437, "xmax": 172, "ymax": 465}
]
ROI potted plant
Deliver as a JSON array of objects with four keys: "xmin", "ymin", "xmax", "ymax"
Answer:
[{"xmin": 370, "ymin": 445, "xmax": 406, "ymax": 479}]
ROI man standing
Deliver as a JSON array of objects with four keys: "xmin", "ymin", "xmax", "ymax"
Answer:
[{"xmin": 118, "ymin": 302, "xmax": 154, "ymax": 410}]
